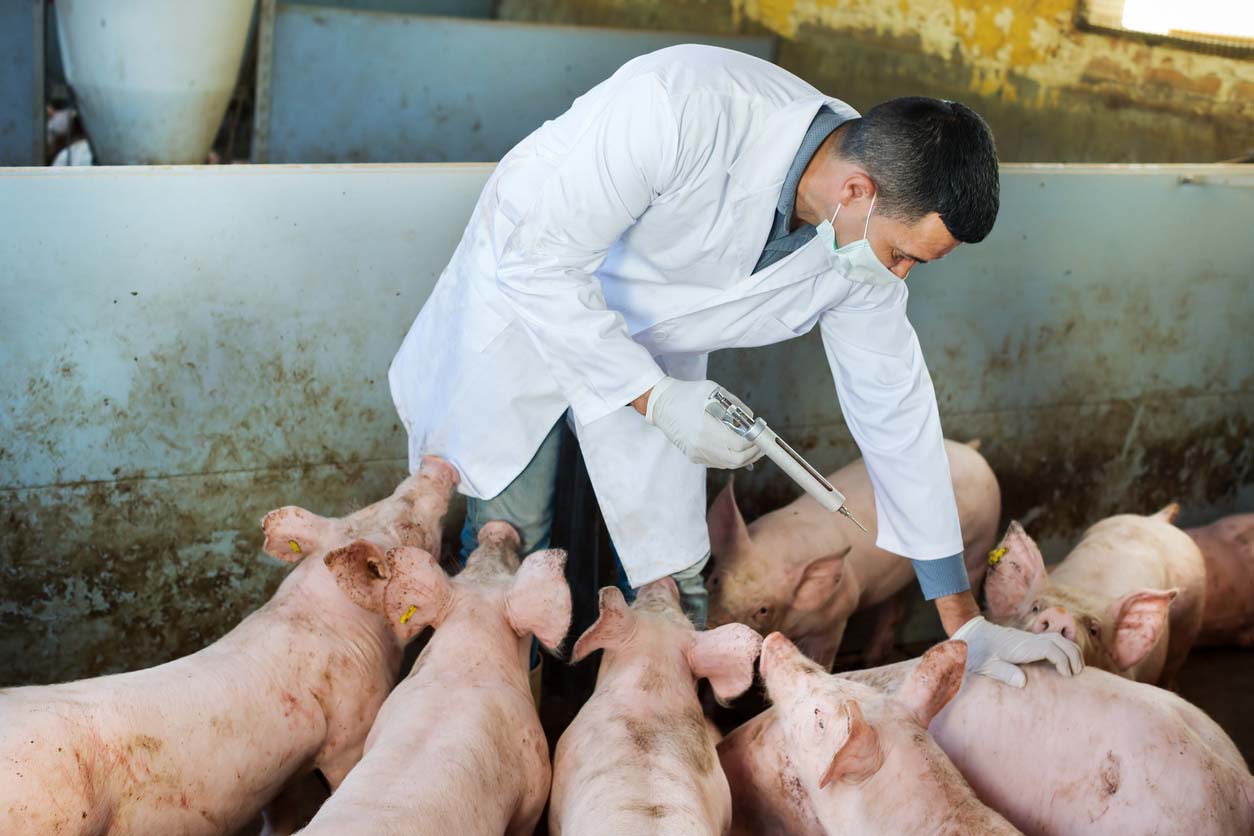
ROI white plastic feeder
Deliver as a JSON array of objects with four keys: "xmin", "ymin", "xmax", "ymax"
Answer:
[{"xmin": 56, "ymin": 0, "xmax": 255, "ymax": 164}]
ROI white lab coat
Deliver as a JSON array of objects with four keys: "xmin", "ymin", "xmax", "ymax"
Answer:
[{"xmin": 390, "ymin": 45, "xmax": 963, "ymax": 586}]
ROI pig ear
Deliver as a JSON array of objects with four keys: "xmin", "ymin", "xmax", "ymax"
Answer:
[
  {"xmin": 1152, "ymin": 503, "xmax": 1181, "ymax": 525},
  {"xmin": 686, "ymin": 623, "xmax": 764, "ymax": 704},
  {"xmin": 895, "ymin": 640, "xmax": 967, "ymax": 728},
  {"xmin": 262, "ymin": 506, "xmax": 332, "ymax": 563},
  {"xmin": 1108, "ymin": 588, "xmax": 1177, "ymax": 670},
  {"xmin": 792, "ymin": 555, "xmax": 845, "ymax": 612},
  {"xmin": 324, "ymin": 539, "xmax": 392, "ymax": 613},
  {"xmin": 505, "ymin": 549, "xmax": 572, "ymax": 652},
  {"xmin": 572, "ymin": 587, "xmax": 635, "ymax": 662},
  {"xmin": 708, "ymin": 478, "xmax": 751, "ymax": 556},
  {"xmin": 818, "ymin": 701, "xmax": 884, "ymax": 788},
  {"xmin": 380, "ymin": 546, "xmax": 454, "ymax": 643},
  {"xmin": 983, "ymin": 521, "xmax": 1048, "ymax": 620}
]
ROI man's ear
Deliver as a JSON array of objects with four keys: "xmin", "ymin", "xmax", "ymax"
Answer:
[
  {"xmin": 708, "ymin": 478, "xmax": 751, "ymax": 557},
  {"xmin": 983, "ymin": 521, "xmax": 1048, "ymax": 620},
  {"xmin": 819, "ymin": 700, "xmax": 884, "ymax": 788},
  {"xmin": 262, "ymin": 506, "xmax": 335, "ymax": 563},
  {"xmin": 505, "ymin": 549, "xmax": 572, "ymax": 652},
  {"xmin": 1108, "ymin": 588, "xmax": 1177, "ymax": 670},
  {"xmin": 324, "ymin": 538, "xmax": 392, "ymax": 613},
  {"xmin": 572, "ymin": 587, "xmax": 635, "ymax": 662},
  {"xmin": 686, "ymin": 623, "xmax": 764, "ymax": 705},
  {"xmin": 380, "ymin": 546, "xmax": 454, "ymax": 644},
  {"xmin": 895, "ymin": 640, "xmax": 967, "ymax": 728},
  {"xmin": 793, "ymin": 555, "xmax": 846, "ymax": 612}
]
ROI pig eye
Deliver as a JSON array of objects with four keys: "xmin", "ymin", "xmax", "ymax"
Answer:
[
  {"xmin": 1030, "ymin": 603, "xmax": 1040, "ymax": 614},
  {"xmin": 1088, "ymin": 622, "xmax": 1100, "ymax": 637},
  {"xmin": 753, "ymin": 606, "xmax": 770, "ymax": 622}
]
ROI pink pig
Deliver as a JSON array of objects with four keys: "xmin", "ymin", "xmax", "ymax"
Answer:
[
  {"xmin": 984, "ymin": 505, "xmax": 1205, "ymax": 684},
  {"xmin": 706, "ymin": 439, "xmax": 1000, "ymax": 668},
  {"xmin": 549, "ymin": 579, "xmax": 763, "ymax": 836},
  {"xmin": 755, "ymin": 633, "xmax": 1019, "ymax": 835},
  {"xmin": 299, "ymin": 521, "xmax": 571, "ymax": 836},
  {"xmin": 1187, "ymin": 513, "xmax": 1254, "ymax": 647},
  {"xmin": 723, "ymin": 652, "xmax": 1254, "ymax": 836},
  {"xmin": 0, "ymin": 458, "xmax": 458, "ymax": 836}
]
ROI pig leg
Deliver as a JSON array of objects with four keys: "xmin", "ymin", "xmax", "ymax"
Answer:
[
  {"xmin": 862, "ymin": 585, "xmax": 913, "ymax": 666},
  {"xmin": 260, "ymin": 771, "xmax": 330, "ymax": 836}
]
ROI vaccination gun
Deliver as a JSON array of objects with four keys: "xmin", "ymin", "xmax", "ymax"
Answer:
[{"xmin": 705, "ymin": 388, "xmax": 867, "ymax": 532}]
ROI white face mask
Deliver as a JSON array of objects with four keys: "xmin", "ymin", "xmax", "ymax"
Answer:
[{"xmin": 814, "ymin": 193, "xmax": 900, "ymax": 286}]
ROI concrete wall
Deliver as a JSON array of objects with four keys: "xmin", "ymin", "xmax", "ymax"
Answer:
[
  {"xmin": 0, "ymin": 0, "xmax": 43, "ymax": 165},
  {"xmin": 255, "ymin": 4, "xmax": 775, "ymax": 163},
  {"xmin": 2, "ymin": 162, "xmax": 1251, "ymax": 685},
  {"xmin": 497, "ymin": 0, "xmax": 1254, "ymax": 163}
]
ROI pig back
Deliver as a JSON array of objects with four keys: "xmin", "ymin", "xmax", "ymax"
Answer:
[
  {"xmin": 929, "ymin": 666, "xmax": 1254, "ymax": 836},
  {"xmin": 1191, "ymin": 514, "xmax": 1254, "ymax": 647}
]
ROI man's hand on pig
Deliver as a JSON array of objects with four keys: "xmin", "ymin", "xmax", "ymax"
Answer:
[{"xmin": 952, "ymin": 616, "xmax": 1083, "ymax": 687}]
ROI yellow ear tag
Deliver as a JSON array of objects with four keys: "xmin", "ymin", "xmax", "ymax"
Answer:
[
  {"xmin": 988, "ymin": 546, "xmax": 1007, "ymax": 567},
  {"xmin": 399, "ymin": 605, "xmax": 417, "ymax": 625},
  {"xmin": 288, "ymin": 540, "xmax": 302, "ymax": 554}
]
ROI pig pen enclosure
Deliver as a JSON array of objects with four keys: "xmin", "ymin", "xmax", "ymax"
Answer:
[{"xmin": 2, "ymin": 162, "xmax": 1252, "ymax": 833}]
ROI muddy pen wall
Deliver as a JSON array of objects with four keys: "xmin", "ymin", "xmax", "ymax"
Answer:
[{"xmin": 2, "ymin": 162, "xmax": 1253, "ymax": 790}]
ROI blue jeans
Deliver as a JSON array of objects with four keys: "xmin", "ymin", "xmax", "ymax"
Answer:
[{"xmin": 458, "ymin": 417, "xmax": 709, "ymax": 627}]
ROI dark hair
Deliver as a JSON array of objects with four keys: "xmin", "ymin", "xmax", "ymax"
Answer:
[{"xmin": 836, "ymin": 97, "xmax": 999, "ymax": 243}]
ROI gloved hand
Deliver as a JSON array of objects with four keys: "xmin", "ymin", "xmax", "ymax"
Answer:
[
  {"xmin": 645, "ymin": 377, "xmax": 763, "ymax": 469},
  {"xmin": 952, "ymin": 616, "xmax": 1083, "ymax": 688}
]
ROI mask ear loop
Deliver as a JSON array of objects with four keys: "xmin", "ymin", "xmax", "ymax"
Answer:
[
  {"xmin": 830, "ymin": 203, "xmax": 842, "ymax": 225},
  {"xmin": 862, "ymin": 193, "xmax": 876, "ymax": 241}
]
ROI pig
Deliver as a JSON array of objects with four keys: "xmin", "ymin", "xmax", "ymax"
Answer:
[
  {"xmin": 706, "ymin": 439, "xmax": 1000, "ymax": 668},
  {"xmin": 756, "ymin": 633, "xmax": 1020, "ymax": 835},
  {"xmin": 549, "ymin": 579, "xmax": 763, "ymax": 836},
  {"xmin": 1187, "ymin": 514, "xmax": 1254, "ymax": 647},
  {"xmin": 721, "ymin": 652, "xmax": 1254, "ymax": 836},
  {"xmin": 299, "ymin": 520, "xmax": 571, "ymax": 836},
  {"xmin": 983, "ymin": 505, "xmax": 1206, "ymax": 685},
  {"xmin": 0, "ymin": 457, "xmax": 457, "ymax": 836}
]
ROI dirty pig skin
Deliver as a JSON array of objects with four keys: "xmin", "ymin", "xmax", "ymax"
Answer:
[
  {"xmin": 720, "ymin": 650, "xmax": 1254, "ymax": 836},
  {"xmin": 1187, "ymin": 513, "xmax": 1254, "ymax": 648},
  {"xmin": 300, "ymin": 521, "xmax": 571, "ymax": 836},
  {"xmin": 754, "ymin": 634, "xmax": 1020, "ymax": 836},
  {"xmin": 706, "ymin": 439, "xmax": 999, "ymax": 668},
  {"xmin": 984, "ymin": 504, "xmax": 1205, "ymax": 685},
  {"xmin": 549, "ymin": 578, "xmax": 762, "ymax": 836},
  {"xmin": 0, "ymin": 457, "xmax": 458, "ymax": 836}
]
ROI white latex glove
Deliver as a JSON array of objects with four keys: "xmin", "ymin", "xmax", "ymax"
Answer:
[
  {"xmin": 645, "ymin": 377, "xmax": 764, "ymax": 469},
  {"xmin": 952, "ymin": 616, "xmax": 1084, "ymax": 688}
]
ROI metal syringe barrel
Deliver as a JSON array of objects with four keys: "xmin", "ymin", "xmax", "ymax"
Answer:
[{"xmin": 741, "ymin": 417, "xmax": 848, "ymax": 514}]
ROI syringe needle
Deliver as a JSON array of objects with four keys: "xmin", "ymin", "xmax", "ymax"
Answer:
[{"xmin": 838, "ymin": 505, "xmax": 869, "ymax": 533}]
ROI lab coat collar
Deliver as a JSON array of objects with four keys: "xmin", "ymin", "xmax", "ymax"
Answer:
[
  {"xmin": 726, "ymin": 95, "xmax": 854, "ymax": 197},
  {"xmin": 726, "ymin": 95, "xmax": 858, "ymax": 277}
]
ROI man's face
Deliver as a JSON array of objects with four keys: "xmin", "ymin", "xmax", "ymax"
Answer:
[{"xmin": 837, "ymin": 200, "xmax": 961, "ymax": 280}]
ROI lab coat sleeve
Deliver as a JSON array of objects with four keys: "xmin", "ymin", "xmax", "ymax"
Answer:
[
  {"xmin": 494, "ymin": 73, "xmax": 678, "ymax": 425},
  {"xmin": 819, "ymin": 280, "xmax": 965, "ymax": 561}
]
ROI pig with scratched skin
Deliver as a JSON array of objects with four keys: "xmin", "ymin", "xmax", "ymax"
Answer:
[
  {"xmin": 299, "ymin": 521, "xmax": 571, "ymax": 836},
  {"xmin": 1187, "ymin": 513, "xmax": 1254, "ymax": 647},
  {"xmin": 755, "ymin": 633, "xmax": 1020, "ymax": 835},
  {"xmin": 706, "ymin": 439, "xmax": 1000, "ymax": 668},
  {"xmin": 549, "ymin": 579, "xmax": 762, "ymax": 836},
  {"xmin": 984, "ymin": 504, "xmax": 1205, "ymax": 685},
  {"xmin": 0, "ymin": 457, "xmax": 458, "ymax": 836},
  {"xmin": 721, "ymin": 652, "xmax": 1254, "ymax": 836}
]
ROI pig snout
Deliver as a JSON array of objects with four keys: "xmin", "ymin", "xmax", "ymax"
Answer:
[{"xmin": 1032, "ymin": 607, "xmax": 1078, "ymax": 643}]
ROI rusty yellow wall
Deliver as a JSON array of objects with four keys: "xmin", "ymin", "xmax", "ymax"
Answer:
[{"xmin": 497, "ymin": 0, "xmax": 1254, "ymax": 162}]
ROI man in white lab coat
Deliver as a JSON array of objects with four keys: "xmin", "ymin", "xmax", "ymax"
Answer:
[{"xmin": 390, "ymin": 45, "xmax": 1082, "ymax": 686}]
